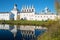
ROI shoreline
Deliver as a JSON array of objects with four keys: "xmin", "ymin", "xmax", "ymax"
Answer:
[{"xmin": 0, "ymin": 20, "xmax": 58, "ymax": 27}]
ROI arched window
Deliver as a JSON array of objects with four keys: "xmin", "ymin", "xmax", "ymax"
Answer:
[
  {"xmin": 24, "ymin": 17, "xmax": 27, "ymax": 20},
  {"xmin": 32, "ymin": 9, "xmax": 34, "ymax": 12}
]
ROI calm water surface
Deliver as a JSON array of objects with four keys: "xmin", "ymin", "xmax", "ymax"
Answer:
[{"xmin": 0, "ymin": 24, "xmax": 47, "ymax": 40}]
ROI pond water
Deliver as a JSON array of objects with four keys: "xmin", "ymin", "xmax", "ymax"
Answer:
[{"xmin": 0, "ymin": 24, "xmax": 47, "ymax": 40}]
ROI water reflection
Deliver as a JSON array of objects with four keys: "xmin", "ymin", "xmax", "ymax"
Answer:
[
  {"xmin": 0, "ymin": 30, "xmax": 14, "ymax": 40},
  {"xmin": 0, "ymin": 24, "xmax": 47, "ymax": 40}
]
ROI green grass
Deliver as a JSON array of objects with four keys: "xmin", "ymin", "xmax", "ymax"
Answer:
[
  {"xmin": 0, "ymin": 20, "xmax": 58, "ymax": 27},
  {"xmin": 0, "ymin": 20, "xmax": 47, "ymax": 26},
  {"xmin": 38, "ymin": 20, "xmax": 60, "ymax": 40}
]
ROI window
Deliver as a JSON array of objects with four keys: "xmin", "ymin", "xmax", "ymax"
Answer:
[
  {"xmin": 41, "ymin": 16, "xmax": 42, "ymax": 17},
  {"xmin": 54, "ymin": 16, "xmax": 55, "ymax": 17},
  {"xmin": 44, "ymin": 16, "xmax": 45, "ymax": 17},
  {"xmin": 35, "ymin": 16, "xmax": 37, "ymax": 17},
  {"xmin": 38, "ymin": 16, "xmax": 39, "ymax": 18},
  {"xmin": 30, "ymin": 18, "xmax": 33, "ymax": 20},
  {"xmin": 47, "ymin": 16, "xmax": 48, "ymax": 18},
  {"xmin": 50, "ymin": 16, "xmax": 52, "ymax": 17},
  {"xmin": 24, "ymin": 15, "xmax": 25, "ymax": 16},
  {"xmin": 31, "ymin": 15, "xmax": 33, "ymax": 16},
  {"xmin": 32, "ymin": 9, "xmax": 34, "ymax": 12},
  {"xmin": 27, "ymin": 9, "xmax": 28, "ymax": 12},
  {"xmin": 27, "ymin": 14, "xmax": 28, "ymax": 16}
]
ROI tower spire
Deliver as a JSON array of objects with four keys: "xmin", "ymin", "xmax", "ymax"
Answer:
[
  {"xmin": 27, "ymin": 5, "xmax": 28, "ymax": 9},
  {"xmin": 32, "ymin": 5, "xmax": 34, "ymax": 9},
  {"xmin": 27, "ymin": 5, "xmax": 28, "ymax": 12},
  {"xmin": 44, "ymin": 6, "xmax": 49, "ymax": 13},
  {"xmin": 29, "ymin": 5, "xmax": 31, "ymax": 9},
  {"xmin": 14, "ymin": 4, "xmax": 17, "ymax": 9},
  {"xmin": 21, "ymin": 5, "xmax": 24, "ymax": 12}
]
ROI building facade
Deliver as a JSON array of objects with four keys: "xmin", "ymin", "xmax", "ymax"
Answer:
[
  {"xmin": 0, "ymin": 12, "xmax": 10, "ymax": 20},
  {"xmin": 0, "ymin": 4, "xmax": 58, "ymax": 21}
]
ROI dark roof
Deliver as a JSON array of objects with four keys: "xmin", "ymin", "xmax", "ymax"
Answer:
[
  {"xmin": 20, "ymin": 11, "xmax": 33, "ymax": 13},
  {"xmin": 0, "ymin": 12, "xmax": 9, "ymax": 13}
]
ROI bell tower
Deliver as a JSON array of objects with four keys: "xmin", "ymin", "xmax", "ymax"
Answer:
[{"xmin": 11, "ymin": 4, "xmax": 18, "ymax": 20}]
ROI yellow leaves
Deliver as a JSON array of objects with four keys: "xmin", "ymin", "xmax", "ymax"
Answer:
[{"xmin": 55, "ymin": 0, "xmax": 60, "ymax": 14}]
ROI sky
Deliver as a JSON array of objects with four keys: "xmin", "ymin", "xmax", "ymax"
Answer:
[{"xmin": 0, "ymin": 0, "xmax": 56, "ymax": 13}]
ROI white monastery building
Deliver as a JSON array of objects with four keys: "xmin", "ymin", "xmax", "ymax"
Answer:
[{"xmin": 0, "ymin": 4, "xmax": 59, "ymax": 21}]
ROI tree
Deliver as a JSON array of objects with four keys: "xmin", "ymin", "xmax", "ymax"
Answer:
[{"xmin": 55, "ymin": 0, "xmax": 60, "ymax": 15}]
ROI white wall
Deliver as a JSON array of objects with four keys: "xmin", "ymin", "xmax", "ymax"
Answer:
[
  {"xmin": 20, "ymin": 12, "xmax": 35, "ymax": 20},
  {"xmin": 20, "ymin": 12, "xmax": 56, "ymax": 21},
  {"xmin": 35, "ymin": 14, "xmax": 56, "ymax": 21},
  {"xmin": 0, "ymin": 12, "xmax": 57, "ymax": 21},
  {"xmin": 0, "ymin": 13, "xmax": 10, "ymax": 20},
  {"xmin": 11, "ymin": 10, "xmax": 17, "ymax": 20}
]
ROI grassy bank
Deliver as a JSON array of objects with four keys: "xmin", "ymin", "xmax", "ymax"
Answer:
[
  {"xmin": 38, "ymin": 20, "xmax": 60, "ymax": 40},
  {"xmin": 0, "ymin": 20, "xmax": 46, "ymax": 26},
  {"xmin": 0, "ymin": 20, "xmax": 58, "ymax": 27},
  {"xmin": 0, "ymin": 20, "xmax": 57, "ymax": 27}
]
